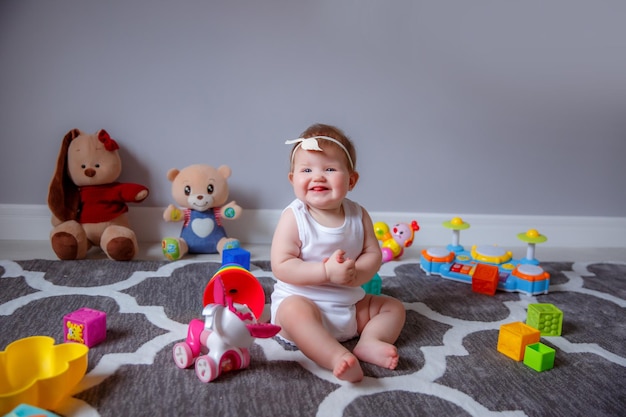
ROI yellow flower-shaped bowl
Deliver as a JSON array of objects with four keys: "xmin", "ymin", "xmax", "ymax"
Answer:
[{"xmin": 0, "ymin": 336, "xmax": 88, "ymax": 414}]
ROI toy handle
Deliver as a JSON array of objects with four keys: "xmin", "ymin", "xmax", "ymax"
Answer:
[{"xmin": 246, "ymin": 323, "xmax": 281, "ymax": 339}]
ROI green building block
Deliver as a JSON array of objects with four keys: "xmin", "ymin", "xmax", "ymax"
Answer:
[
  {"xmin": 526, "ymin": 303, "xmax": 563, "ymax": 336},
  {"xmin": 523, "ymin": 342, "xmax": 556, "ymax": 371}
]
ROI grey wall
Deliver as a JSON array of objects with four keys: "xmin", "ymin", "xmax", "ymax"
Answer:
[{"xmin": 1, "ymin": 0, "xmax": 624, "ymax": 217}]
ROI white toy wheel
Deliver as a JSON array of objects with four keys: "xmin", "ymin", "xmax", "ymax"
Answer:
[
  {"xmin": 173, "ymin": 342, "xmax": 194, "ymax": 369},
  {"xmin": 195, "ymin": 355, "xmax": 218, "ymax": 383},
  {"xmin": 240, "ymin": 348, "xmax": 251, "ymax": 369}
]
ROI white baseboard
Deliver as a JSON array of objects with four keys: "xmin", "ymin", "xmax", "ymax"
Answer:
[{"xmin": 1, "ymin": 204, "xmax": 625, "ymax": 249}]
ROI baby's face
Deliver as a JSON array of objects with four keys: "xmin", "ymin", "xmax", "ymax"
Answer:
[{"xmin": 289, "ymin": 145, "xmax": 356, "ymax": 211}]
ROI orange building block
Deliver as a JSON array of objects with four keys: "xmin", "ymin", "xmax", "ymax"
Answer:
[
  {"xmin": 472, "ymin": 263, "xmax": 499, "ymax": 295},
  {"xmin": 497, "ymin": 322, "xmax": 541, "ymax": 361}
]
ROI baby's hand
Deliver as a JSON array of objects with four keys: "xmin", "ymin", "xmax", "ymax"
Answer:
[{"xmin": 324, "ymin": 249, "xmax": 357, "ymax": 286}]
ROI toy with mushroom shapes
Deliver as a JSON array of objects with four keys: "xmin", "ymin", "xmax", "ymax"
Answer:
[
  {"xmin": 420, "ymin": 217, "xmax": 550, "ymax": 295},
  {"xmin": 517, "ymin": 228, "xmax": 547, "ymax": 265},
  {"xmin": 442, "ymin": 216, "xmax": 470, "ymax": 253}
]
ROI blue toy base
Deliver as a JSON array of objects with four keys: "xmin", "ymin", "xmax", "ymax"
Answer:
[{"xmin": 420, "ymin": 245, "xmax": 550, "ymax": 295}]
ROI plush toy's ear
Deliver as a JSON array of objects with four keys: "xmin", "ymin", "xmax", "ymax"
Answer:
[
  {"xmin": 166, "ymin": 168, "xmax": 180, "ymax": 182},
  {"xmin": 47, "ymin": 128, "xmax": 82, "ymax": 221},
  {"xmin": 97, "ymin": 129, "xmax": 120, "ymax": 151},
  {"xmin": 217, "ymin": 165, "xmax": 232, "ymax": 179}
]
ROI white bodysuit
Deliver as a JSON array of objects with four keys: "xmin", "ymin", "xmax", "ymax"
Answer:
[{"xmin": 270, "ymin": 198, "xmax": 366, "ymax": 342}]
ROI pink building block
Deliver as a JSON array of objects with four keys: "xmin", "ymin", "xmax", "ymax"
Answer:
[{"xmin": 64, "ymin": 307, "xmax": 107, "ymax": 347}]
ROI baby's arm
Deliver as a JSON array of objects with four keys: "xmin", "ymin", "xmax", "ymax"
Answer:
[
  {"xmin": 271, "ymin": 209, "xmax": 334, "ymax": 286},
  {"xmin": 350, "ymin": 208, "xmax": 384, "ymax": 286}
]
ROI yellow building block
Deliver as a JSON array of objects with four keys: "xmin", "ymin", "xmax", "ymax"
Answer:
[{"xmin": 497, "ymin": 321, "xmax": 541, "ymax": 361}]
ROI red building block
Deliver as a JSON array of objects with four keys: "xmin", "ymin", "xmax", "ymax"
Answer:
[
  {"xmin": 472, "ymin": 263, "xmax": 499, "ymax": 295},
  {"xmin": 64, "ymin": 307, "xmax": 107, "ymax": 347}
]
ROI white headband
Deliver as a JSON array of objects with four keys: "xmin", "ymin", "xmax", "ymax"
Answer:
[{"xmin": 285, "ymin": 136, "xmax": 354, "ymax": 170}]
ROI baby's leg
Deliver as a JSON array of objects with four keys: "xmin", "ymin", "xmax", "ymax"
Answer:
[
  {"xmin": 276, "ymin": 295, "xmax": 364, "ymax": 382},
  {"xmin": 354, "ymin": 295, "xmax": 406, "ymax": 370}
]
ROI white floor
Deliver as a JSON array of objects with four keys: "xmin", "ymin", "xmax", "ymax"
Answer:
[{"xmin": 1, "ymin": 240, "xmax": 625, "ymax": 263}]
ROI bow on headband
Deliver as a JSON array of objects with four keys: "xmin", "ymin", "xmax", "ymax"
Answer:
[
  {"xmin": 285, "ymin": 136, "xmax": 354, "ymax": 169},
  {"xmin": 98, "ymin": 129, "xmax": 120, "ymax": 151}
]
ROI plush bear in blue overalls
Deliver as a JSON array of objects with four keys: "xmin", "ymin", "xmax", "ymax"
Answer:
[{"xmin": 162, "ymin": 164, "xmax": 242, "ymax": 261}]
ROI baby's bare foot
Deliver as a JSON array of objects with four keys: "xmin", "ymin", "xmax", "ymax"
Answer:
[
  {"xmin": 333, "ymin": 352, "xmax": 364, "ymax": 382},
  {"xmin": 354, "ymin": 339, "xmax": 399, "ymax": 370}
]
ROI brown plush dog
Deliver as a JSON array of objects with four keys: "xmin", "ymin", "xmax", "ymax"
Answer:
[{"xmin": 47, "ymin": 129, "xmax": 149, "ymax": 260}]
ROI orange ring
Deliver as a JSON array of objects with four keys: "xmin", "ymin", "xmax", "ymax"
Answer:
[{"xmin": 203, "ymin": 265, "xmax": 265, "ymax": 319}]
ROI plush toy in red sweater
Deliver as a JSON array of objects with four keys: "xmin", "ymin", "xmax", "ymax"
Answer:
[{"xmin": 47, "ymin": 129, "xmax": 149, "ymax": 260}]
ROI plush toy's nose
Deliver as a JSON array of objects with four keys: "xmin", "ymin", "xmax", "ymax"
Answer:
[
  {"xmin": 84, "ymin": 168, "xmax": 96, "ymax": 177},
  {"xmin": 197, "ymin": 195, "xmax": 204, "ymax": 200}
]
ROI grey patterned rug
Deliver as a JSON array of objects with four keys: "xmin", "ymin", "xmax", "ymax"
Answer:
[{"xmin": 1, "ymin": 259, "xmax": 624, "ymax": 417}]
